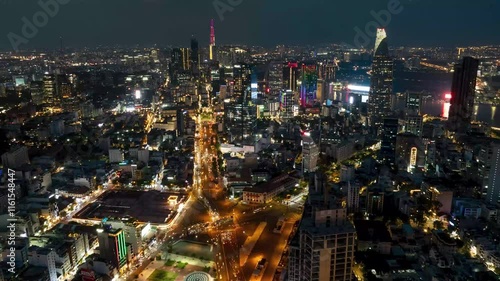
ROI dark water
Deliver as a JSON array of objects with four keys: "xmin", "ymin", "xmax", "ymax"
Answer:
[{"xmin": 419, "ymin": 100, "xmax": 500, "ymax": 127}]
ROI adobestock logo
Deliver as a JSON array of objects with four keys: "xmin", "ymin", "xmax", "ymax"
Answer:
[
  {"xmin": 343, "ymin": 0, "xmax": 413, "ymax": 49},
  {"xmin": 213, "ymin": 0, "xmax": 244, "ymax": 21},
  {"xmin": 7, "ymin": 0, "xmax": 71, "ymax": 52}
]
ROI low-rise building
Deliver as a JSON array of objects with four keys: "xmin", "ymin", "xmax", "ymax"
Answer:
[{"xmin": 242, "ymin": 174, "xmax": 297, "ymax": 204}]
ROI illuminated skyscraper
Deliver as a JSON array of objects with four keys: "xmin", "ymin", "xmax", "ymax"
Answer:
[
  {"xmin": 267, "ymin": 61, "xmax": 284, "ymax": 95},
  {"xmin": 209, "ymin": 19, "xmax": 216, "ymax": 61},
  {"xmin": 300, "ymin": 62, "xmax": 318, "ymax": 107},
  {"xmin": 368, "ymin": 28, "xmax": 393, "ymax": 128},
  {"xmin": 403, "ymin": 92, "xmax": 423, "ymax": 137},
  {"xmin": 302, "ymin": 135, "xmax": 319, "ymax": 173},
  {"xmin": 447, "ymin": 56, "xmax": 479, "ymax": 133},
  {"xmin": 232, "ymin": 63, "xmax": 252, "ymax": 93},
  {"xmin": 285, "ymin": 62, "xmax": 298, "ymax": 92},
  {"xmin": 280, "ymin": 90, "xmax": 294, "ymax": 119},
  {"xmin": 43, "ymin": 73, "xmax": 56, "ymax": 111}
]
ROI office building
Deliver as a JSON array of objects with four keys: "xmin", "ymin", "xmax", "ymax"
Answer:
[
  {"xmin": 285, "ymin": 62, "xmax": 298, "ymax": 92},
  {"xmin": 300, "ymin": 62, "xmax": 318, "ymax": 107},
  {"xmin": 268, "ymin": 61, "xmax": 284, "ymax": 94},
  {"xmin": 302, "ymin": 135, "xmax": 319, "ymax": 173},
  {"xmin": 403, "ymin": 115, "xmax": 423, "ymax": 138},
  {"xmin": 405, "ymin": 91, "xmax": 423, "ymax": 115},
  {"xmin": 97, "ymin": 226, "xmax": 128, "ymax": 270},
  {"xmin": 190, "ymin": 36, "xmax": 200, "ymax": 74},
  {"xmin": 448, "ymin": 56, "xmax": 479, "ymax": 133},
  {"xmin": 288, "ymin": 180, "xmax": 356, "ymax": 281},
  {"xmin": 395, "ymin": 133, "xmax": 425, "ymax": 173},
  {"xmin": 368, "ymin": 28, "xmax": 394, "ymax": 128},
  {"xmin": 379, "ymin": 117, "xmax": 399, "ymax": 167},
  {"xmin": 224, "ymin": 102, "xmax": 256, "ymax": 142},
  {"xmin": 486, "ymin": 143, "xmax": 500, "ymax": 205},
  {"xmin": 233, "ymin": 63, "xmax": 252, "ymax": 94},
  {"xmin": 280, "ymin": 90, "xmax": 294, "ymax": 120},
  {"xmin": 30, "ymin": 81, "xmax": 44, "ymax": 105},
  {"xmin": 43, "ymin": 73, "xmax": 56, "ymax": 111}
]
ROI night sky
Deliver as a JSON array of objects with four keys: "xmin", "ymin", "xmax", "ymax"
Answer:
[{"xmin": 1, "ymin": 0, "xmax": 499, "ymax": 50}]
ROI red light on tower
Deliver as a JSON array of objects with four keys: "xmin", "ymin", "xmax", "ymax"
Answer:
[{"xmin": 445, "ymin": 93, "xmax": 452, "ymax": 100}]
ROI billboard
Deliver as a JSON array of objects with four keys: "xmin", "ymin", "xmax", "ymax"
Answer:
[{"xmin": 81, "ymin": 268, "xmax": 96, "ymax": 281}]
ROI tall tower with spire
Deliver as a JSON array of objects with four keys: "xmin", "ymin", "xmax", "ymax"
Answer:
[
  {"xmin": 368, "ymin": 28, "xmax": 394, "ymax": 130},
  {"xmin": 209, "ymin": 19, "xmax": 216, "ymax": 61}
]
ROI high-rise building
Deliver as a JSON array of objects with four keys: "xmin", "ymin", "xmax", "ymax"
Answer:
[
  {"xmin": 43, "ymin": 73, "xmax": 56, "ymax": 111},
  {"xmin": 368, "ymin": 28, "xmax": 393, "ymax": 128},
  {"xmin": 285, "ymin": 62, "xmax": 298, "ymax": 92},
  {"xmin": 190, "ymin": 36, "xmax": 200, "ymax": 74},
  {"xmin": 448, "ymin": 57, "xmax": 479, "ymax": 133},
  {"xmin": 288, "ymin": 181, "xmax": 356, "ymax": 281},
  {"xmin": 280, "ymin": 90, "xmax": 294, "ymax": 120},
  {"xmin": 267, "ymin": 61, "xmax": 284, "ymax": 95},
  {"xmin": 30, "ymin": 81, "xmax": 44, "ymax": 105},
  {"xmin": 300, "ymin": 62, "xmax": 318, "ymax": 107},
  {"xmin": 97, "ymin": 226, "xmax": 128, "ymax": 270},
  {"xmin": 347, "ymin": 181, "xmax": 360, "ymax": 213},
  {"xmin": 209, "ymin": 19, "xmax": 216, "ymax": 61},
  {"xmin": 316, "ymin": 78, "xmax": 325, "ymax": 103},
  {"xmin": 181, "ymin": 48, "xmax": 191, "ymax": 71},
  {"xmin": 379, "ymin": 117, "xmax": 399, "ymax": 167},
  {"xmin": 232, "ymin": 63, "xmax": 252, "ymax": 93},
  {"xmin": 486, "ymin": 143, "xmax": 500, "ymax": 205},
  {"xmin": 224, "ymin": 101, "xmax": 255, "ymax": 142},
  {"xmin": 405, "ymin": 91, "xmax": 423, "ymax": 115},
  {"xmin": 302, "ymin": 135, "xmax": 319, "ymax": 173},
  {"xmin": 403, "ymin": 115, "xmax": 423, "ymax": 138},
  {"xmin": 395, "ymin": 133, "xmax": 425, "ymax": 173}
]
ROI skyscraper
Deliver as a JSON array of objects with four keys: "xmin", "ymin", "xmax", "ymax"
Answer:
[
  {"xmin": 447, "ymin": 56, "xmax": 479, "ymax": 133},
  {"xmin": 368, "ymin": 28, "xmax": 393, "ymax": 128},
  {"xmin": 302, "ymin": 135, "xmax": 319, "ymax": 173},
  {"xmin": 403, "ymin": 91, "xmax": 423, "ymax": 137},
  {"xmin": 43, "ymin": 73, "xmax": 56, "ymax": 111},
  {"xmin": 300, "ymin": 62, "xmax": 318, "ymax": 107},
  {"xmin": 280, "ymin": 90, "xmax": 294, "ymax": 120},
  {"xmin": 380, "ymin": 117, "xmax": 399, "ymax": 167},
  {"xmin": 486, "ymin": 143, "xmax": 500, "ymax": 205},
  {"xmin": 267, "ymin": 61, "xmax": 284, "ymax": 95},
  {"xmin": 209, "ymin": 19, "xmax": 216, "ymax": 61},
  {"xmin": 285, "ymin": 62, "xmax": 298, "ymax": 92},
  {"xmin": 190, "ymin": 36, "xmax": 200, "ymax": 74},
  {"xmin": 232, "ymin": 63, "xmax": 252, "ymax": 93}
]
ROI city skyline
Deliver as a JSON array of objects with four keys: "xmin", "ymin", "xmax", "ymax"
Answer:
[
  {"xmin": 1, "ymin": 0, "xmax": 500, "ymax": 50},
  {"xmin": 3, "ymin": 1, "xmax": 500, "ymax": 281}
]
